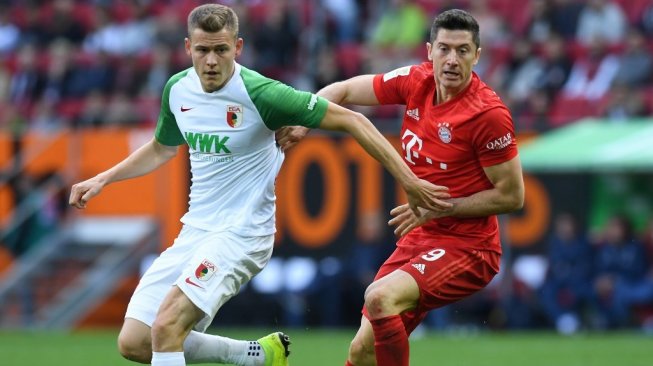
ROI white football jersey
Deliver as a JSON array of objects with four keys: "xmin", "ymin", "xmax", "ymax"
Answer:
[{"xmin": 155, "ymin": 63, "xmax": 328, "ymax": 235}]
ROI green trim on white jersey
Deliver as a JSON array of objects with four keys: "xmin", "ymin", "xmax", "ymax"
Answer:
[
  {"xmin": 240, "ymin": 67, "xmax": 327, "ymax": 130},
  {"xmin": 155, "ymin": 69, "xmax": 189, "ymax": 146},
  {"xmin": 152, "ymin": 63, "xmax": 328, "ymax": 235}
]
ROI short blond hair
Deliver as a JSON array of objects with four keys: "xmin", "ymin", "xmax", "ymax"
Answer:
[{"xmin": 187, "ymin": 4, "xmax": 239, "ymax": 38}]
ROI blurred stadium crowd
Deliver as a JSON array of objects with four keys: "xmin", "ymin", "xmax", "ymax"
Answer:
[
  {"xmin": 1, "ymin": 0, "xmax": 653, "ymax": 333},
  {"xmin": 504, "ymin": 213, "xmax": 653, "ymax": 334},
  {"xmin": 1, "ymin": 0, "xmax": 652, "ymax": 133}
]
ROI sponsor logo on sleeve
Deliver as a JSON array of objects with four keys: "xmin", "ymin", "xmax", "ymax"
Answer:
[
  {"xmin": 383, "ymin": 66, "xmax": 411, "ymax": 81},
  {"xmin": 486, "ymin": 133, "xmax": 512, "ymax": 150},
  {"xmin": 307, "ymin": 94, "xmax": 318, "ymax": 111}
]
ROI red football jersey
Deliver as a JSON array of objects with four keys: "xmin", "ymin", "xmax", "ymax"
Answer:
[{"xmin": 373, "ymin": 62, "xmax": 518, "ymax": 253}]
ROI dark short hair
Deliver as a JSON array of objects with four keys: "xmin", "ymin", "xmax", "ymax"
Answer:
[
  {"xmin": 430, "ymin": 9, "xmax": 480, "ymax": 49},
  {"xmin": 187, "ymin": 4, "xmax": 239, "ymax": 38}
]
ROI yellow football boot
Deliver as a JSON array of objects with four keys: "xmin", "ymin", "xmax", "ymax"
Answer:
[{"xmin": 257, "ymin": 332, "xmax": 291, "ymax": 366}]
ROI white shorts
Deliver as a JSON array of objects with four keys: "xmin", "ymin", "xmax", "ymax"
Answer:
[{"xmin": 125, "ymin": 225, "xmax": 274, "ymax": 332}]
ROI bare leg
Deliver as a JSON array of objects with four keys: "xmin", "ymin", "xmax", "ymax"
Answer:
[
  {"xmin": 347, "ymin": 316, "xmax": 377, "ymax": 366},
  {"xmin": 364, "ymin": 270, "xmax": 420, "ymax": 319},
  {"xmin": 151, "ymin": 286, "xmax": 205, "ymax": 353},
  {"xmin": 117, "ymin": 288, "xmax": 273, "ymax": 365}
]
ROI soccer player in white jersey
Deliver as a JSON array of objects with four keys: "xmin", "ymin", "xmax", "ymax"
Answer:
[{"xmin": 69, "ymin": 4, "xmax": 452, "ymax": 366}]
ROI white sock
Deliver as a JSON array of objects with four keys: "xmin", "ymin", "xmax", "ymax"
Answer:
[
  {"xmin": 184, "ymin": 331, "xmax": 265, "ymax": 366},
  {"xmin": 152, "ymin": 351, "xmax": 185, "ymax": 366}
]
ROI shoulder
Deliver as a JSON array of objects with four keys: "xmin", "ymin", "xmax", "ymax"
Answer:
[
  {"xmin": 465, "ymin": 73, "xmax": 510, "ymax": 118},
  {"xmin": 473, "ymin": 74, "xmax": 506, "ymax": 107},
  {"xmin": 375, "ymin": 62, "xmax": 434, "ymax": 102},
  {"xmin": 164, "ymin": 68, "xmax": 192, "ymax": 91},
  {"xmin": 238, "ymin": 65, "xmax": 297, "ymax": 106},
  {"xmin": 475, "ymin": 106, "xmax": 512, "ymax": 127},
  {"xmin": 378, "ymin": 62, "xmax": 432, "ymax": 83},
  {"xmin": 237, "ymin": 64, "xmax": 327, "ymax": 129},
  {"xmin": 238, "ymin": 64, "xmax": 298, "ymax": 103},
  {"xmin": 238, "ymin": 64, "xmax": 317, "ymax": 109},
  {"xmin": 412, "ymin": 62, "xmax": 434, "ymax": 79},
  {"xmin": 160, "ymin": 68, "xmax": 192, "ymax": 109},
  {"xmin": 239, "ymin": 64, "xmax": 280, "ymax": 91}
]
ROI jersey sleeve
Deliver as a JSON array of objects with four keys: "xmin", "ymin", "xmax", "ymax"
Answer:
[
  {"xmin": 471, "ymin": 107, "xmax": 518, "ymax": 167},
  {"xmin": 372, "ymin": 65, "xmax": 413, "ymax": 105},
  {"xmin": 155, "ymin": 72, "xmax": 187, "ymax": 146},
  {"xmin": 240, "ymin": 67, "xmax": 328, "ymax": 130}
]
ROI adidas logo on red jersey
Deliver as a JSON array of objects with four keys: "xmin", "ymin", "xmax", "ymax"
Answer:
[
  {"xmin": 406, "ymin": 108, "xmax": 420, "ymax": 121},
  {"xmin": 412, "ymin": 263, "xmax": 425, "ymax": 274}
]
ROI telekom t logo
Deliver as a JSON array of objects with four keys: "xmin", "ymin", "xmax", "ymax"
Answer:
[{"xmin": 401, "ymin": 129, "xmax": 423, "ymax": 165}]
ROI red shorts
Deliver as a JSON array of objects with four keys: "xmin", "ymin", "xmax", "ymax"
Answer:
[{"xmin": 363, "ymin": 238, "xmax": 500, "ymax": 334}]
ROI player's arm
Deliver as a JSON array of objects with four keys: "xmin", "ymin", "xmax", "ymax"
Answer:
[
  {"xmin": 389, "ymin": 156, "xmax": 524, "ymax": 236},
  {"xmin": 317, "ymin": 102, "xmax": 452, "ymax": 215},
  {"xmin": 440, "ymin": 155, "xmax": 524, "ymax": 216},
  {"xmin": 69, "ymin": 138, "xmax": 178, "ymax": 209},
  {"xmin": 319, "ymin": 74, "xmax": 379, "ymax": 106},
  {"xmin": 276, "ymin": 75, "xmax": 379, "ymax": 150}
]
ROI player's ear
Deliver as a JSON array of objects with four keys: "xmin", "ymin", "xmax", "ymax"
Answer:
[
  {"xmin": 426, "ymin": 42, "xmax": 433, "ymax": 61},
  {"xmin": 235, "ymin": 37, "xmax": 244, "ymax": 57},
  {"xmin": 185, "ymin": 37, "xmax": 191, "ymax": 56},
  {"xmin": 473, "ymin": 46, "xmax": 481, "ymax": 66}
]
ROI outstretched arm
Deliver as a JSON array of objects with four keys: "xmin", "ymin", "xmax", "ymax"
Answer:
[
  {"xmin": 317, "ymin": 74, "xmax": 379, "ymax": 106},
  {"xmin": 69, "ymin": 138, "xmax": 179, "ymax": 209},
  {"xmin": 318, "ymin": 102, "xmax": 452, "ymax": 215},
  {"xmin": 276, "ymin": 75, "xmax": 378, "ymax": 150}
]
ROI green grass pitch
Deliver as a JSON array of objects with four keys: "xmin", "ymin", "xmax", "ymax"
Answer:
[{"xmin": 1, "ymin": 328, "xmax": 651, "ymax": 365}]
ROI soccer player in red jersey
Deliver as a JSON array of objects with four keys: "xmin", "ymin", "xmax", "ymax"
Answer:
[{"xmin": 277, "ymin": 9, "xmax": 524, "ymax": 366}]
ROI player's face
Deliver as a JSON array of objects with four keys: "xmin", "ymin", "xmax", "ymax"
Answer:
[
  {"xmin": 427, "ymin": 29, "xmax": 480, "ymax": 96},
  {"xmin": 185, "ymin": 28, "xmax": 243, "ymax": 93}
]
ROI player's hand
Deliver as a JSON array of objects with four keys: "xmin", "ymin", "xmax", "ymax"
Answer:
[
  {"xmin": 275, "ymin": 126, "xmax": 310, "ymax": 151},
  {"xmin": 69, "ymin": 177, "xmax": 105, "ymax": 209},
  {"xmin": 404, "ymin": 179, "xmax": 452, "ymax": 216},
  {"xmin": 388, "ymin": 204, "xmax": 436, "ymax": 236}
]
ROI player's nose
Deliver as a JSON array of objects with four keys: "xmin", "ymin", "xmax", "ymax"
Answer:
[
  {"xmin": 206, "ymin": 51, "xmax": 218, "ymax": 66},
  {"xmin": 446, "ymin": 51, "xmax": 459, "ymax": 65}
]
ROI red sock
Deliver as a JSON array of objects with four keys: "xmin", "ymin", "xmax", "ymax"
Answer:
[
  {"xmin": 370, "ymin": 315, "xmax": 409, "ymax": 366},
  {"xmin": 345, "ymin": 361, "xmax": 354, "ymax": 366}
]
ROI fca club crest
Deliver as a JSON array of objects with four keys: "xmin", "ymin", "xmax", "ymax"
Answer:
[
  {"xmin": 227, "ymin": 105, "xmax": 243, "ymax": 128},
  {"xmin": 437, "ymin": 122, "xmax": 452, "ymax": 143},
  {"xmin": 195, "ymin": 259, "xmax": 216, "ymax": 281}
]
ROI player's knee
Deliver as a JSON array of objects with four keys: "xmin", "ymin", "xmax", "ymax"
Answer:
[
  {"xmin": 364, "ymin": 285, "xmax": 394, "ymax": 317},
  {"xmin": 349, "ymin": 337, "xmax": 375, "ymax": 365},
  {"xmin": 117, "ymin": 334, "xmax": 151, "ymax": 363}
]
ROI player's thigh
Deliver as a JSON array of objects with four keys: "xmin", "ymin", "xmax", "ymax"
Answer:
[
  {"xmin": 125, "ymin": 225, "xmax": 200, "ymax": 328},
  {"xmin": 154, "ymin": 285, "xmax": 204, "ymax": 332},
  {"xmin": 388, "ymin": 243, "xmax": 499, "ymax": 333},
  {"xmin": 365, "ymin": 269, "xmax": 420, "ymax": 315},
  {"xmin": 175, "ymin": 230, "xmax": 274, "ymax": 331},
  {"xmin": 403, "ymin": 245, "xmax": 500, "ymax": 307}
]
